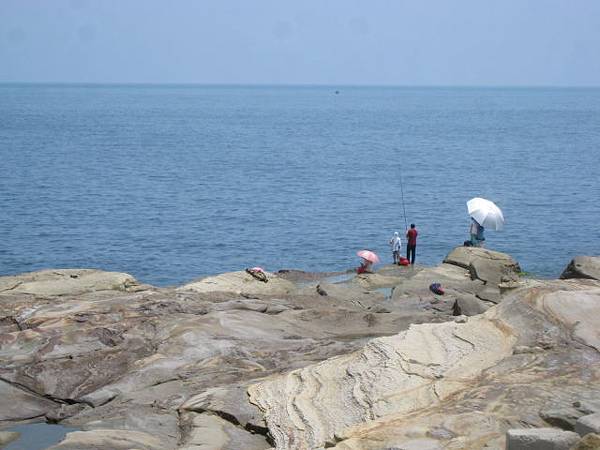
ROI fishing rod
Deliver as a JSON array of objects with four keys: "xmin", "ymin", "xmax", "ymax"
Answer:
[{"xmin": 399, "ymin": 164, "xmax": 408, "ymax": 231}]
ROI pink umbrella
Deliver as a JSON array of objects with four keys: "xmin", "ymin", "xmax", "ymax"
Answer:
[{"xmin": 357, "ymin": 250, "xmax": 380, "ymax": 264}]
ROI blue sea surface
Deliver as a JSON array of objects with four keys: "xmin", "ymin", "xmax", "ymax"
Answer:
[{"xmin": 1, "ymin": 84, "xmax": 599, "ymax": 285}]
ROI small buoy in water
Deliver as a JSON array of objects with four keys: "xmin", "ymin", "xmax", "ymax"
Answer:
[{"xmin": 334, "ymin": 90, "xmax": 339, "ymax": 95}]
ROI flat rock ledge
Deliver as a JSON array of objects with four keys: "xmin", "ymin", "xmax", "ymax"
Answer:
[
  {"xmin": 0, "ymin": 269, "xmax": 141, "ymax": 296},
  {"xmin": 178, "ymin": 270, "xmax": 296, "ymax": 296}
]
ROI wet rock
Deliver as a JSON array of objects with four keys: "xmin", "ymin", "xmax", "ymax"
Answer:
[
  {"xmin": 506, "ymin": 428, "xmax": 580, "ymax": 450},
  {"xmin": 560, "ymin": 256, "xmax": 600, "ymax": 281}
]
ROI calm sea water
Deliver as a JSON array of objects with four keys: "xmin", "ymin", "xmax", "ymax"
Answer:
[{"xmin": 1, "ymin": 84, "xmax": 599, "ymax": 286}]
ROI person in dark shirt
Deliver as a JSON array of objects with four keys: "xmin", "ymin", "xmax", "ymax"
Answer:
[{"xmin": 406, "ymin": 223, "xmax": 418, "ymax": 265}]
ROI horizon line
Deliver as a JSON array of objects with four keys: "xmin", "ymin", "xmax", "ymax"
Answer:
[{"xmin": 1, "ymin": 81, "xmax": 599, "ymax": 89}]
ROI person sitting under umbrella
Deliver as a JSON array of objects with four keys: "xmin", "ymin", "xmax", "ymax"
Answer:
[
  {"xmin": 356, "ymin": 250, "xmax": 379, "ymax": 274},
  {"xmin": 357, "ymin": 257, "xmax": 373, "ymax": 274},
  {"xmin": 470, "ymin": 218, "xmax": 485, "ymax": 247}
]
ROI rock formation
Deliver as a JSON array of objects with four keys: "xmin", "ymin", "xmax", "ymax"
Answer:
[
  {"xmin": 560, "ymin": 256, "xmax": 600, "ymax": 281},
  {"xmin": 0, "ymin": 250, "xmax": 599, "ymax": 450}
]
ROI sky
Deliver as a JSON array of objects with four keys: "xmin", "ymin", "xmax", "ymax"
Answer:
[{"xmin": 1, "ymin": 0, "xmax": 599, "ymax": 86}]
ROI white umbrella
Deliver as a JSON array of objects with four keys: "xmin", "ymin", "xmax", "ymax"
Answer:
[{"xmin": 467, "ymin": 197, "xmax": 504, "ymax": 231}]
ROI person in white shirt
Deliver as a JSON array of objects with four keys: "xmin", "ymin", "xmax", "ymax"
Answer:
[{"xmin": 389, "ymin": 231, "xmax": 402, "ymax": 264}]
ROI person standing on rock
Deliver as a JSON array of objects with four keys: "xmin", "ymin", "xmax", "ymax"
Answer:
[
  {"xmin": 406, "ymin": 224, "xmax": 418, "ymax": 265},
  {"xmin": 389, "ymin": 232, "xmax": 402, "ymax": 264}
]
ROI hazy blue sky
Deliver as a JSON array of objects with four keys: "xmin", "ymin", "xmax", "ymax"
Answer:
[{"xmin": 1, "ymin": 0, "xmax": 599, "ymax": 85}]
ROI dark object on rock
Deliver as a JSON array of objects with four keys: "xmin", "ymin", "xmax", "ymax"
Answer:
[
  {"xmin": 560, "ymin": 256, "xmax": 600, "ymax": 281},
  {"xmin": 429, "ymin": 283, "xmax": 444, "ymax": 295},
  {"xmin": 463, "ymin": 240, "xmax": 473, "ymax": 247},
  {"xmin": 245, "ymin": 268, "xmax": 268, "ymax": 283},
  {"xmin": 316, "ymin": 284, "xmax": 328, "ymax": 296}
]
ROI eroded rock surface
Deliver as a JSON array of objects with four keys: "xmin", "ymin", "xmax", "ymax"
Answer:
[
  {"xmin": 247, "ymin": 282, "xmax": 600, "ymax": 449},
  {"xmin": 1, "ymin": 251, "xmax": 599, "ymax": 450},
  {"xmin": 248, "ymin": 316, "xmax": 516, "ymax": 448},
  {"xmin": 0, "ymin": 266, "xmax": 436, "ymax": 448}
]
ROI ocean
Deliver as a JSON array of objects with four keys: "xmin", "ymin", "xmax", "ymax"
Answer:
[{"xmin": 1, "ymin": 84, "xmax": 599, "ymax": 286}]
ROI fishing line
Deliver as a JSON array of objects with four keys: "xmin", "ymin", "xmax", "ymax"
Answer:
[{"xmin": 399, "ymin": 164, "xmax": 408, "ymax": 231}]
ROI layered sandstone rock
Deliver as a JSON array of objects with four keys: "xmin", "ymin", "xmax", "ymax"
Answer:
[
  {"xmin": 1, "ymin": 251, "xmax": 599, "ymax": 450},
  {"xmin": 248, "ymin": 316, "xmax": 516, "ymax": 448},
  {"xmin": 247, "ymin": 282, "xmax": 600, "ymax": 449}
]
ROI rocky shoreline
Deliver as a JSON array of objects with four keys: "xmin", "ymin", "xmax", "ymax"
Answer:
[{"xmin": 1, "ymin": 247, "xmax": 599, "ymax": 449}]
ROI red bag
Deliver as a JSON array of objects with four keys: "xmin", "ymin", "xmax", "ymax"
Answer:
[{"xmin": 399, "ymin": 257, "xmax": 409, "ymax": 266}]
